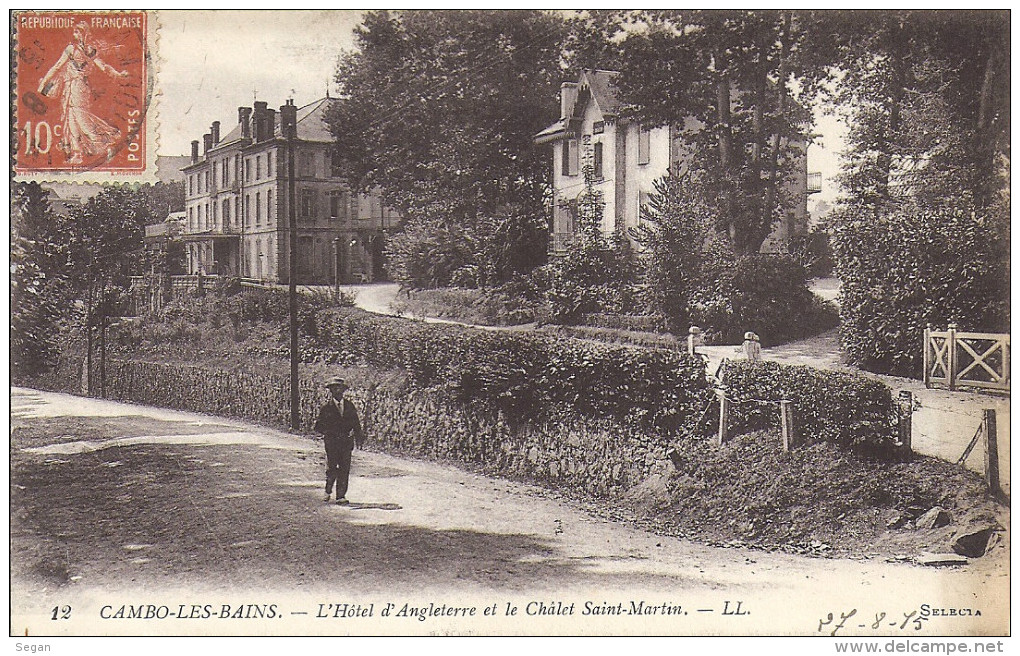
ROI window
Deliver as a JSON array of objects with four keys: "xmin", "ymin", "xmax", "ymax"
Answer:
[
  {"xmin": 330, "ymin": 149, "xmax": 342, "ymax": 177},
  {"xmin": 594, "ymin": 142, "xmax": 604, "ymax": 179},
  {"xmin": 245, "ymin": 194, "xmax": 251, "ymax": 226},
  {"xmin": 256, "ymin": 155, "xmax": 262, "ymax": 180},
  {"xmin": 205, "ymin": 170, "xmax": 210, "ymax": 191},
  {"xmin": 638, "ymin": 127, "xmax": 651, "ymax": 165},
  {"xmin": 198, "ymin": 204, "xmax": 203, "ymax": 230},
  {"xmin": 593, "ymin": 120, "xmax": 605, "ymax": 135},
  {"xmin": 267, "ymin": 189, "xmax": 273, "ymax": 224},
  {"xmin": 188, "ymin": 176, "xmax": 193, "ymax": 196},
  {"xmin": 330, "ymin": 192, "xmax": 345, "ymax": 219},
  {"xmin": 245, "ymin": 159, "xmax": 252, "ymax": 182},
  {"xmin": 298, "ymin": 236, "xmax": 314, "ymax": 276},
  {"xmin": 300, "ymin": 152, "xmax": 316, "ymax": 178},
  {"xmin": 300, "ymin": 188, "xmax": 315, "ymax": 218},
  {"xmin": 255, "ymin": 192, "xmax": 261, "ymax": 226},
  {"xmin": 222, "ymin": 159, "xmax": 228, "ymax": 185},
  {"xmin": 557, "ymin": 201, "xmax": 574, "ymax": 235},
  {"xmin": 234, "ymin": 197, "xmax": 240, "ymax": 227},
  {"xmin": 223, "ymin": 199, "xmax": 230, "ymax": 229},
  {"xmin": 267, "ymin": 152, "xmax": 273, "ymax": 178},
  {"xmin": 188, "ymin": 207, "xmax": 193, "ymax": 232},
  {"xmin": 561, "ymin": 139, "xmax": 579, "ymax": 176},
  {"xmin": 212, "ymin": 200, "xmax": 217, "ymax": 228}
]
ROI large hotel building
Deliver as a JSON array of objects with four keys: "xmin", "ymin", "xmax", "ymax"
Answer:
[{"xmin": 181, "ymin": 98, "xmax": 400, "ymax": 284}]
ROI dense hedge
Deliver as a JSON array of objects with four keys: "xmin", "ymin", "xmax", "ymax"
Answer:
[
  {"xmin": 304, "ymin": 307, "xmax": 713, "ymax": 433},
  {"xmin": 832, "ymin": 202, "xmax": 1009, "ymax": 377},
  {"xmin": 90, "ymin": 359, "xmax": 672, "ymax": 498},
  {"xmin": 720, "ymin": 360, "xmax": 898, "ymax": 456}
]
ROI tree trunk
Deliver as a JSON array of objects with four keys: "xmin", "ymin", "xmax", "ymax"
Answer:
[
  {"xmin": 85, "ymin": 282, "xmax": 94, "ymax": 396},
  {"xmin": 99, "ymin": 283, "xmax": 107, "ymax": 399},
  {"xmin": 715, "ymin": 50, "xmax": 736, "ymax": 247},
  {"xmin": 762, "ymin": 11, "xmax": 792, "ymax": 251},
  {"xmin": 975, "ymin": 43, "xmax": 1004, "ymax": 209}
]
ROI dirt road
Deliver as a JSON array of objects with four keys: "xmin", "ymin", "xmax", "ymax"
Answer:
[{"xmin": 10, "ymin": 388, "xmax": 1007, "ymax": 637}]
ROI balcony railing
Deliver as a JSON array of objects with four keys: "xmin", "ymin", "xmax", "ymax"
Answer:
[{"xmin": 807, "ymin": 172, "xmax": 823, "ymax": 194}]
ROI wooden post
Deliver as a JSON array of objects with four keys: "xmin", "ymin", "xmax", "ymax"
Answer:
[
  {"xmin": 947, "ymin": 323, "xmax": 958, "ymax": 391},
  {"xmin": 898, "ymin": 390, "xmax": 913, "ymax": 454},
  {"xmin": 716, "ymin": 391, "xmax": 729, "ymax": 446},
  {"xmin": 780, "ymin": 400, "xmax": 793, "ymax": 451},
  {"xmin": 983, "ymin": 409, "xmax": 999, "ymax": 494},
  {"xmin": 1003, "ymin": 338, "xmax": 1010, "ymax": 391},
  {"xmin": 923, "ymin": 324, "xmax": 931, "ymax": 388}
]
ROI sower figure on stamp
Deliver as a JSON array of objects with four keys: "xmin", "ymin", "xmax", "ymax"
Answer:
[
  {"xmin": 314, "ymin": 376, "xmax": 365, "ymax": 505},
  {"xmin": 37, "ymin": 21, "xmax": 128, "ymax": 165}
]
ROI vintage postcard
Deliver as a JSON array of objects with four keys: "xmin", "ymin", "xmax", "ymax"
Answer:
[{"xmin": 8, "ymin": 9, "xmax": 1011, "ymax": 648}]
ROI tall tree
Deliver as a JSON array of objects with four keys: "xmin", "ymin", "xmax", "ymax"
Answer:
[
  {"xmin": 822, "ymin": 10, "xmax": 1009, "ymax": 216},
  {"xmin": 610, "ymin": 10, "xmax": 818, "ymax": 254},
  {"xmin": 11, "ymin": 183, "xmax": 64, "ymax": 378},
  {"xmin": 327, "ymin": 10, "xmax": 565, "ymax": 287}
]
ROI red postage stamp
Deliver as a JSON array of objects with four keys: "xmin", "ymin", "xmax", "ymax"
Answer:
[{"xmin": 13, "ymin": 11, "xmax": 155, "ymax": 179}]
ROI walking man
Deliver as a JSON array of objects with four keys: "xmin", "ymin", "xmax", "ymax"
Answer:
[{"xmin": 314, "ymin": 376, "xmax": 365, "ymax": 505}]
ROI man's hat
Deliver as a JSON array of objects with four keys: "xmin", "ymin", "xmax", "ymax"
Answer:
[{"xmin": 324, "ymin": 375, "xmax": 347, "ymax": 388}]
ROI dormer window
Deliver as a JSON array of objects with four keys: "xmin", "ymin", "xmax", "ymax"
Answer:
[{"xmin": 593, "ymin": 121, "xmax": 605, "ymax": 135}]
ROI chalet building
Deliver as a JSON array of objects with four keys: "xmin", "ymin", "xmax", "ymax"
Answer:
[
  {"xmin": 180, "ymin": 97, "xmax": 400, "ymax": 284},
  {"xmin": 535, "ymin": 70, "xmax": 814, "ymax": 254}
]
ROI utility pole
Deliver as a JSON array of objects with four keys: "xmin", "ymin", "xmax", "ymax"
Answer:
[
  {"xmin": 333, "ymin": 236, "xmax": 340, "ymax": 300},
  {"xmin": 283, "ymin": 99, "xmax": 300, "ymax": 431}
]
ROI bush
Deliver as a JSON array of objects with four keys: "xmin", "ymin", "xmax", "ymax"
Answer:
[
  {"xmin": 720, "ymin": 360, "xmax": 898, "ymax": 456},
  {"xmin": 692, "ymin": 254, "xmax": 839, "ymax": 346},
  {"xmin": 832, "ymin": 201, "xmax": 1009, "ymax": 376},
  {"xmin": 788, "ymin": 227, "xmax": 834, "ymax": 278}
]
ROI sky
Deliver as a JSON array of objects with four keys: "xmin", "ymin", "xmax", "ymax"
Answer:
[
  {"xmin": 155, "ymin": 10, "xmax": 844, "ymax": 209},
  {"xmin": 156, "ymin": 10, "xmax": 361, "ymax": 155}
]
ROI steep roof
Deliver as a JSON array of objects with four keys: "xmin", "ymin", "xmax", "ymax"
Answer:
[
  {"xmin": 535, "ymin": 69, "xmax": 622, "ymax": 143},
  {"xmin": 211, "ymin": 98, "xmax": 336, "ymax": 150},
  {"xmin": 582, "ymin": 69, "xmax": 622, "ymax": 117}
]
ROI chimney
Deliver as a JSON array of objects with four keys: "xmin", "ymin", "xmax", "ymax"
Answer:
[
  {"xmin": 202, "ymin": 133, "xmax": 212, "ymax": 156},
  {"xmin": 560, "ymin": 82, "xmax": 578, "ymax": 120},
  {"xmin": 253, "ymin": 101, "xmax": 268, "ymax": 142},
  {"xmin": 191, "ymin": 140, "xmax": 199, "ymax": 164},
  {"xmin": 238, "ymin": 106, "xmax": 252, "ymax": 140},
  {"xmin": 211, "ymin": 121, "xmax": 220, "ymax": 144},
  {"xmin": 279, "ymin": 99, "xmax": 297, "ymax": 140},
  {"xmin": 267, "ymin": 108, "xmax": 277, "ymax": 139}
]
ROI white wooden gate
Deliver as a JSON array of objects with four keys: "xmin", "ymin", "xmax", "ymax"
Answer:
[{"xmin": 924, "ymin": 323, "xmax": 1010, "ymax": 392}]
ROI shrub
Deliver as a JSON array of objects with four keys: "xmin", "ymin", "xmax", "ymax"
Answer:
[
  {"xmin": 832, "ymin": 201, "xmax": 1009, "ymax": 376},
  {"xmin": 720, "ymin": 360, "xmax": 898, "ymax": 456},
  {"xmin": 788, "ymin": 226, "xmax": 834, "ymax": 278},
  {"xmin": 633, "ymin": 173, "xmax": 714, "ymax": 333},
  {"xmin": 692, "ymin": 254, "xmax": 839, "ymax": 346}
]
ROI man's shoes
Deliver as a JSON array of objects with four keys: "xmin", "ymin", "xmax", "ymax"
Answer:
[
  {"xmin": 323, "ymin": 493, "xmax": 332, "ymax": 502},
  {"xmin": 336, "ymin": 497, "xmax": 350, "ymax": 506}
]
